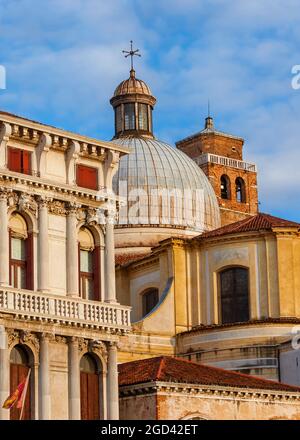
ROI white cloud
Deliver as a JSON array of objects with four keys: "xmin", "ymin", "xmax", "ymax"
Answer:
[{"xmin": 0, "ymin": 0, "xmax": 300, "ymax": 220}]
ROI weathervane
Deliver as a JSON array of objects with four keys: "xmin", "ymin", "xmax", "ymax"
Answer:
[{"xmin": 122, "ymin": 40, "xmax": 141, "ymax": 70}]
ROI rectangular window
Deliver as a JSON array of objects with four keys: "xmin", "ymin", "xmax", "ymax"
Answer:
[
  {"xmin": 79, "ymin": 250, "xmax": 94, "ymax": 300},
  {"xmin": 8, "ymin": 148, "xmax": 32, "ymax": 175},
  {"xmin": 124, "ymin": 103, "xmax": 135, "ymax": 130},
  {"xmin": 115, "ymin": 105, "xmax": 122, "ymax": 133},
  {"xmin": 138, "ymin": 103, "xmax": 148, "ymax": 131},
  {"xmin": 77, "ymin": 165, "xmax": 98, "ymax": 190}
]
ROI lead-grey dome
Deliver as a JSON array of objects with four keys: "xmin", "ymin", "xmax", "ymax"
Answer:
[{"xmin": 112, "ymin": 136, "xmax": 221, "ymax": 233}]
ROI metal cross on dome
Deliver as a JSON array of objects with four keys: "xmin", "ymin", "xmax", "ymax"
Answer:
[{"xmin": 122, "ymin": 40, "xmax": 141, "ymax": 70}]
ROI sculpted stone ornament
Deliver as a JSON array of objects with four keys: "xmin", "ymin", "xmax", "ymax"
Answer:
[
  {"xmin": 20, "ymin": 330, "xmax": 40, "ymax": 352},
  {"xmin": 77, "ymin": 337, "xmax": 88, "ymax": 354},
  {"xmin": 88, "ymin": 339, "xmax": 108, "ymax": 359},
  {"xmin": 86, "ymin": 208, "xmax": 99, "ymax": 226},
  {"xmin": 18, "ymin": 193, "xmax": 37, "ymax": 214},
  {"xmin": 48, "ymin": 200, "xmax": 66, "ymax": 216},
  {"xmin": 6, "ymin": 329, "xmax": 20, "ymax": 348}
]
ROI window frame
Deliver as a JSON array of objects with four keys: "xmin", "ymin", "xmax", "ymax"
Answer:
[
  {"xmin": 8, "ymin": 147, "xmax": 32, "ymax": 175},
  {"xmin": 218, "ymin": 266, "xmax": 250, "ymax": 325},
  {"xmin": 141, "ymin": 288, "xmax": 159, "ymax": 317},
  {"xmin": 76, "ymin": 164, "xmax": 98, "ymax": 191},
  {"xmin": 235, "ymin": 177, "xmax": 246, "ymax": 203}
]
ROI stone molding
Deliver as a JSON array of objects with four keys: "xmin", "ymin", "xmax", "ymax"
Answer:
[{"xmin": 119, "ymin": 381, "xmax": 300, "ymax": 402}]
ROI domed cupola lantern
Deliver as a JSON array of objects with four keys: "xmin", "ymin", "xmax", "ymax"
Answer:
[
  {"xmin": 110, "ymin": 42, "xmax": 221, "ymax": 257},
  {"xmin": 110, "ymin": 41, "xmax": 156, "ymax": 139}
]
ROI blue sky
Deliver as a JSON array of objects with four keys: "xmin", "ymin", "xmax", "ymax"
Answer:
[{"xmin": 0, "ymin": 0, "xmax": 300, "ymax": 221}]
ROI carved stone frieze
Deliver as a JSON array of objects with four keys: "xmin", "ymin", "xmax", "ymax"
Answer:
[{"xmin": 48, "ymin": 200, "xmax": 66, "ymax": 216}]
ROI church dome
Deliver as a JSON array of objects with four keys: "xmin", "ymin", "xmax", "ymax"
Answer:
[
  {"xmin": 112, "ymin": 136, "xmax": 221, "ymax": 233},
  {"xmin": 113, "ymin": 69, "xmax": 153, "ymax": 98}
]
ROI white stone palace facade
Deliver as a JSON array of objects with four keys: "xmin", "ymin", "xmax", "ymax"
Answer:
[{"xmin": 0, "ymin": 112, "xmax": 131, "ymax": 420}]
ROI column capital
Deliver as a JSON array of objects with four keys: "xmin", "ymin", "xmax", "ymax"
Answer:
[
  {"xmin": 39, "ymin": 332, "xmax": 55, "ymax": 342},
  {"xmin": 107, "ymin": 340, "xmax": 119, "ymax": 350},
  {"xmin": 66, "ymin": 201, "xmax": 81, "ymax": 215},
  {"xmin": 0, "ymin": 188, "xmax": 12, "ymax": 201},
  {"xmin": 36, "ymin": 195, "xmax": 52, "ymax": 209}
]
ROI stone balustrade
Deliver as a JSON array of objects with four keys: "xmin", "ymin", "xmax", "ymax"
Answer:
[
  {"xmin": 0, "ymin": 289, "xmax": 131, "ymax": 333},
  {"xmin": 195, "ymin": 153, "xmax": 257, "ymax": 172}
]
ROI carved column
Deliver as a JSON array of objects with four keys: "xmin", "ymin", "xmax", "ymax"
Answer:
[
  {"xmin": 66, "ymin": 204, "xmax": 79, "ymax": 297},
  {"xmin": 39, "ymin": 333, "xmax": 51, "ymax": 420},
  {"xmin": 68, "ymin": 337, "xmax": 81, "ymax": 420},
  {"xmin": 105, "ymin": 206, "xmax": 117, "ymax": 303},
  {"xmin": 0, "ymin": 326, "xmax": 9, "ymax": 420},
  {"xmin": 0, "ymin": 192, "xmax": 9, "ymax": 287},
  {"xmin": 0, "ymin": 122, "xmax": 12, "ymax": 169},
  {"xmin": 37, "ymin": 197, "xmax": 50, "ymax": 292},
  {"xmin": 107, "ymin": 342, "xmax": 119, "ymax": 420}
]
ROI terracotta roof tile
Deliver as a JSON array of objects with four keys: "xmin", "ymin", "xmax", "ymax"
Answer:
[
  {"xmin": 195, "ymin": 213, "xmax": 300, "ymax": 240},
  {"xmin": 178, "ymin": 317, "xmax": 300, "ymax": 336},
  {"xmin": 118, "ymin": 356, "xmax": 300, "ymax": 393},
  {"xmin": 115, "ymin": 252, "xmax": 151, "ymax": 267}
]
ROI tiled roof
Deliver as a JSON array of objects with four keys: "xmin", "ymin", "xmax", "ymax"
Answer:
[
  {"xmin": 115, "ymin": 252, "xmax": 152, "ymax": 267},
  {"xmin": 195, "ymin": 213, "xmax": 300, "ymax": 240},
  {"xmin": 118, "ymin": 356, "xmax": 300, "ymax": 393},
  {"xmin": 178, "ymin": 317, "xmax": 300, "ymax": 336}
]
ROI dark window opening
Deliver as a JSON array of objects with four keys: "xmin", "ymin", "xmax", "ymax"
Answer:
[
  {"xmin": 220, "ymin": 175, "xmax": 230, "ymax": 199},
  {"xmin": 236, "ymin": 177, "xmax": 246, "ymax": 203},
  {"xmin": 220, "ymin": 267, "xmax": 249, "ymax": 324},
  {"xmin": 142, "ymin": 288, "xmax": 159, "ymax": 317}
]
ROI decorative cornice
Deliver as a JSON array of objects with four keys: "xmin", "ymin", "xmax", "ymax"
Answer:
[{"xmin": 119, "ymin": 380, "xmax": 300, "ymax": 402}]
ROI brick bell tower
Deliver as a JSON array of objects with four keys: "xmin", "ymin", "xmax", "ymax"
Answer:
[{"xmin": 176, "ymin": 116, "xmax": 258, "ymax": 226}]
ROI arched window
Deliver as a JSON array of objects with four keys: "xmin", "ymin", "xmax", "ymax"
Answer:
[
  {"xmin": 235, "ymin": 177, "xmax": 246, "ymax": 203},
  {"xmin": 142, "ymin": 288, "xmax": 159, "ymax": 317},
  {"xmin": 220, "ymin": 175, "xmax": 230, "ymax": 200},
  {"xmin": 219, "ymin": 267, "xmax": 249, "ymax": 324},
  {"xmin": 78, "ymin": 227, "xmax": 100, "ymax": 301},
  {"xmin": 10, "ymin": 345, "xmax": 31, "ymax": 420},
  {"xmin": 80, "ymin": 354, "xmax": 100, "ymax": 420},
  {"xmin": 9, "ymin": 213, "xmax": 33, "ymax": 290}
]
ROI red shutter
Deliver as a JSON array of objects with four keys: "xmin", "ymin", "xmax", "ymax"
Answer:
[
  {"xmin": 93, "ymin": 246, "xmax": 100, "ymax": 301},
  {"xmin": 22, "ymin": 150, "xmax": 32, "ymax": 175},
  {"xmin": 80, "ymin": 372, "xmax": 88, "ymax": 420},
  {"xmin": 8, "ymin": 148, "xmax": 21, "ymax": 173},
  {"xmin": 26, "ymin": 232, "xmax": 34, "ymax": 290},
  {"xmin": 77, "ymin": 165, "xmax": 98, "ymax": 190}
]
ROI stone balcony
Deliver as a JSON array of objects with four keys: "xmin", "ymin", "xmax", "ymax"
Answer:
[
  {"xmin": 195, "ymin": 153, "xmax": 257, "ymax": 172},
  {"xmin": 0, "ymin": 288, "xmax": 131, "ymax": 334}
]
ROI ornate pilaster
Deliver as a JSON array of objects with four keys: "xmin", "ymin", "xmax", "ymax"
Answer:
[
  {"xmin": 107, "ymin": 341, "xmax": 119, "ymax": 420},
  {"xmin": 66, "ymin": 202, "xmax": 80, "ymax": 297},
  {"xmin": 39, "ymin": 333, "xmax": 52, "ymax": 420},
  {"xmin": 0, "ymin": 122, "xmax": 12, "ymax": 169},
  {"xmin": 0, "ymin": 191, "xmax": 10, "ymax": 286},
  {"xmin": 104, "ymin": 202, "xmax": 118, "ymax": 303},
  {"xmin": 37, "ymin": 196, "xmax": 51, "ymax": 292},
  {"xmin": 68, "ymin": 337, "xmax": 81, "ymax": 420}
]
